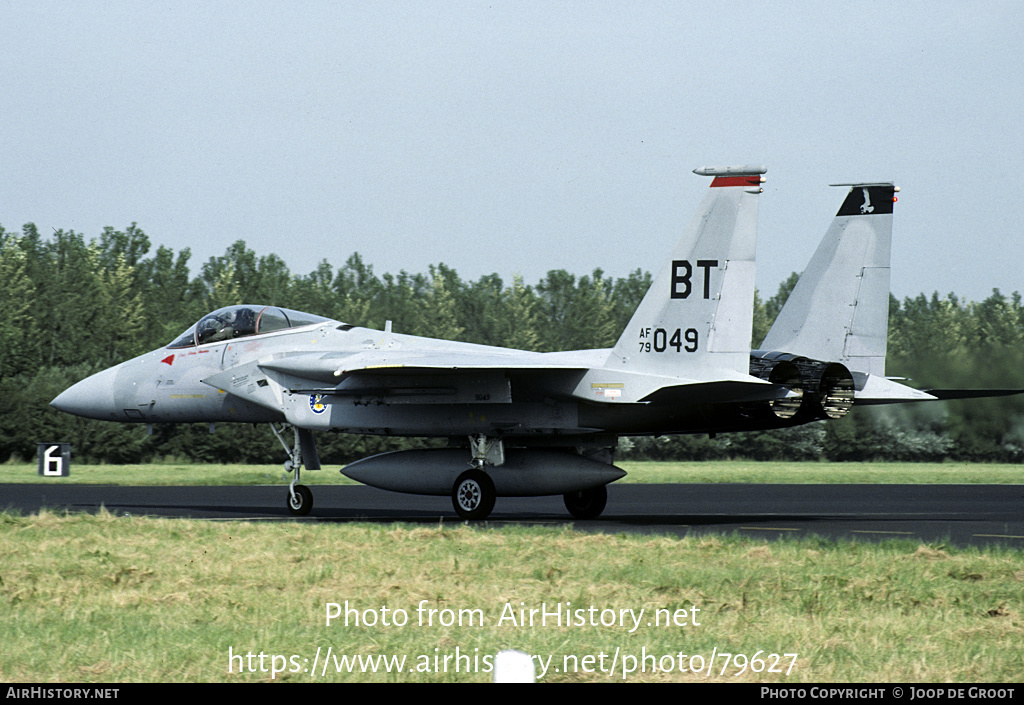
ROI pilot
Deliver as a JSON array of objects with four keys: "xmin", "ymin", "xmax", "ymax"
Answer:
[
  {"xmin": 210, "ymin": 309, "xmax": 238, "ymax": 342},
  {"xmin": 196, "ymin": 312, "xmax": 229, "ymax": 344},
  {"xmin": 232, "ymin": 307, "xmax": 257, "ymax": 338},
  {"xmin": 198, "ymin": 308, "xmax": 238, "ymax": 344},
  {"xmin": 195, "ymin": 306, "xmax": 261, "ymax": 344}
]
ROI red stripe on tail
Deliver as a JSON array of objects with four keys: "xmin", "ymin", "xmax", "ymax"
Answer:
[{"xmin": 710, "ymin": 175, "xmax": 762, "ymax": 188}]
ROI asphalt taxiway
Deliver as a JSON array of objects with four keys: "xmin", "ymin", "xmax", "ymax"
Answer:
[{"xmin": 3, "ymin": 483, "xmax": 1023, "ymax": 548}]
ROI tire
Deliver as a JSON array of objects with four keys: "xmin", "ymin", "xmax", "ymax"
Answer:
[
  {"xmin": 451, "ymin": 469, "xmax": 496, "ymax": 520},
  {"xmin": 287, "ymin": 484, "xmax": 313, "ymax": 516},
  {"xmin": 563, "ymin": 484, "xmax": 608, "ymax": 520}
]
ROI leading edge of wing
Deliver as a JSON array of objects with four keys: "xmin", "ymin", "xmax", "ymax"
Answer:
[{"xmin": 257, "ymin": 349, "xmax": 593, "ymax": 384}]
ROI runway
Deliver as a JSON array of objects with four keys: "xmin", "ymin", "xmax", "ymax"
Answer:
[{"xmin": 5, "ymin": 482, "xmax": 1023, "ymax": 547}]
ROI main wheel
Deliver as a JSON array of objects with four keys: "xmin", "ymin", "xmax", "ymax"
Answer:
[
  {"xmin": 452, "ymin": 469, "xmax": 496, "ymax": 520},
  {"xmin": 563, "ymin": 485, "xmax": 608, "ymax": 520},
  {"xmin": 287, "ymin": 484, "xmax": 313, "ymax": 516}
]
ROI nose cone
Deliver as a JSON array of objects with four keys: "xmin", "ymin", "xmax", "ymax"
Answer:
[{"xmin": 51, "ymin": 365, "xmax": 123, "ymax": 420}]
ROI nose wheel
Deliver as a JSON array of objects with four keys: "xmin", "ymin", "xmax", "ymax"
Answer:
[{"xmin": 287, "ymin": 484, "xmax": 313, "ymax": 516}]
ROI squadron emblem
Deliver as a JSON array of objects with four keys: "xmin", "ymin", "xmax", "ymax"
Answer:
[{"xmin": 309, "ymin": 394, "xmax": 327, "ymax": 414}]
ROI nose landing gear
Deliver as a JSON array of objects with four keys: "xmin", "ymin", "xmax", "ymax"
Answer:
[{"xmin": 271, "ymin": 424, "xmax": 320, "ymax": 516}]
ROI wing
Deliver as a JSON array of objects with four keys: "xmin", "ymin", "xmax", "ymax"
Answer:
[
  {"xmin": 258, "ymin": 348, "xmax": 585, "ymax": 383},
  {"xmin": 202, "ymin": 343, "xmax": 793, "ymax": 413},
  {"xmin": 201, "ymin": 348, "xmax": 591, "ymax": 409}
]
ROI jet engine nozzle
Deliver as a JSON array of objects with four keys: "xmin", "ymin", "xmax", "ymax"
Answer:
[
  {"xmin": 750, "ymin": 351, "xmax": 855, "ymax": 420},
  {"xmin": 814, "ymin": 362, "xmax": 855, "ymax": 419},
  {"xmin": 748, "ymin": 355, "xmax": 803, "ymax": 419}
]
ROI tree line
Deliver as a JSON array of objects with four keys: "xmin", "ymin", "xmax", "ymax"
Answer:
[{"xmin": 2, "ymin": 223, "xmax": 1022, "ymax": 465}]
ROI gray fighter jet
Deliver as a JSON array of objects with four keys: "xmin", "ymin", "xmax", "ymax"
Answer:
[{"xmin": 51, "ymin": 167, "xmax": 1007, "ymax": 520}]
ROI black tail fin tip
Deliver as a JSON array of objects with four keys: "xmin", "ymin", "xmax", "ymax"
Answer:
[{"xmin": 830, "ymin": 183, "xmax": 899, "ymax": 216}]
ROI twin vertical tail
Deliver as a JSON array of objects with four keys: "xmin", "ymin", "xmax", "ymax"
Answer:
[
  {"xmin": 759, "ymin": 183, "xmax": 899, "ymax": 378},
  {"xmin": 762, "ymin": 183, "xmax": 1022, "ymax": 407},
  {"xmin": 610, "ymin": 165, "xmax": 767, "ymax": 379}
]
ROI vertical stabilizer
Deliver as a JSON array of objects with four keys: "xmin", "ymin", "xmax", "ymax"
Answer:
[
  {"xmin": 610, "ymin": 165, "xmax": 766, "ymax": 378},
  {"xmin": 760, "ymin": 183, "xmax": 898, "ymax": 376}
]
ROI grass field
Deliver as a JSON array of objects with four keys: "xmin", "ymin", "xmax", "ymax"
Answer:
[
  {"xmin": 1, "ymin": 510, "xmax": 1023, "ymax": 683},
  {"xmin": 2, "ymin": 461, "xmax": 1022, "ymax": 683}
]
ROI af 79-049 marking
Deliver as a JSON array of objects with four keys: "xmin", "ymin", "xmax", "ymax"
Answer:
[
  {"xmin": 51, "ymin": 165, "xmax": 1022, "ymax": 520},
  {"xmin": 637, "ymin": 327, "xmax": 699, "ymax": 354}
]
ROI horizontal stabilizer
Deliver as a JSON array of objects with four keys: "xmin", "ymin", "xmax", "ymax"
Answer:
[
  {"xmin": 923, "ymin": 388, "xmax": 1024, "ymax": 401},
  {"xmin": 855, "ymin": 383, "xmax": 1024, "ymax": 406},
  {"xmin": 850, "ymin": 374, "xmax": 936, "ymax": 405}
]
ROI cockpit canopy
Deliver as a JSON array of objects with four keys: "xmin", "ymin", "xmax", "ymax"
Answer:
[{"xmin": 168, "ymin": 305, "xmax": 333, "ymax": 349}]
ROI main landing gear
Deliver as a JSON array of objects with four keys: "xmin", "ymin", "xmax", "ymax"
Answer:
[
  {"xmin": 271, "ymin": 424, "xmax": 320, "ymax": 516},
  {"xmin": 451, "ymin": 468, "xmax": 610, "ymax": 521},
  {"xmin": 449, "ymin": 435, "xmax": 612, "ymax": 522},
  {"xmin": 451, "ymin": 435, "xmax": 500, "ymax": 520},
  {"xmin": 452, "ymin": 469, "xmax": 496, "ymax": 521},
  {"xmin": 563, "ymin": 484, "xmax": 608, "ymax": 520}
]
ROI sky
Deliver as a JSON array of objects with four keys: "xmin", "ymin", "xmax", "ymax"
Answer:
[{"xmin": 3, "ymin": 1, "xmax": 1022, "ymax": 302}]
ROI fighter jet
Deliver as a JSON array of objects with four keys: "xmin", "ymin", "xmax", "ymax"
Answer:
[{"xmin": 51, "ymin": 166, "xmax": 1005, "ymax": 521}]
